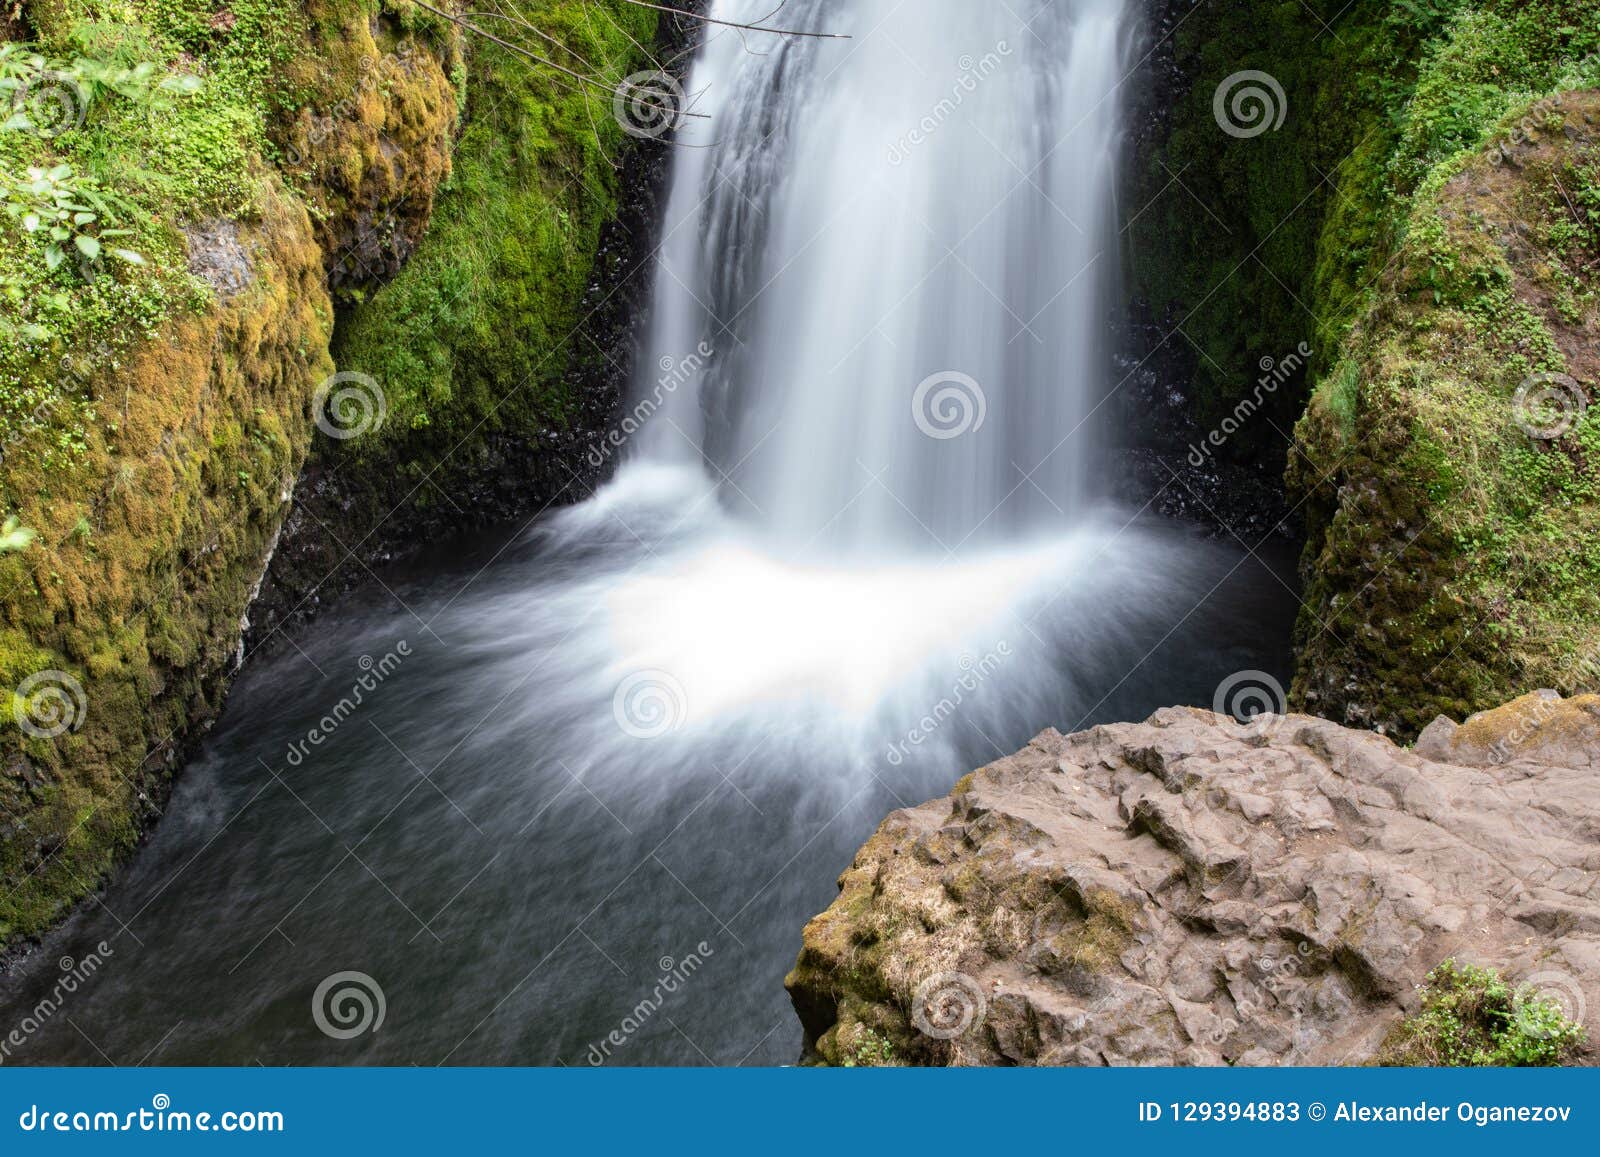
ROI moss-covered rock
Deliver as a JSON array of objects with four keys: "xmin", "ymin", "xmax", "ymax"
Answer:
[
  {"xmin": 245, "ymin": 0, "xmax": 679, "ymax": 645},
  {"xmin": 272, "ymin": 0, "xmax": 463, "ymax": 293},
  {"xmin": 0, "ymin": 0, "xmax": 662, "ymax": 946},
  {"xmin": 1293, "ymin": 89, "xmax": 1600, "ymax": 735},
  {"xmin": 0, "ymin": 169, "xmax": 333, "ymax": 941},
  {"xmin": 1131, "ymin": 0, "xmax": 1600, "ymax": 735}
]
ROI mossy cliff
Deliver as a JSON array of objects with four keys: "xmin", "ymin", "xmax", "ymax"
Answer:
[
  {"xmin": 247, "ymin": 0, "xmax": 674, "ymax": 644},
  {"xmin": 0, "ymin": 0, "xmax": 660, "ymax": 945},
  {"xmin": 1130, "ymin": 0, "xmax": 1600, "ymax": 734}
]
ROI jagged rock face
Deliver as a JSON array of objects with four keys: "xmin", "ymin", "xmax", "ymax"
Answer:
[{"xmin": 786, "ymin": 694, "xmax": 1600, "ymax": 1066}]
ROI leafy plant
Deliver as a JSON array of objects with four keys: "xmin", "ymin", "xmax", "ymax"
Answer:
[
  {"xmin": 1376, "ymin": 960, "xmax": 1587, "ymax": 1066},
  {"xmin": 0, "ymin": 515, "xmax": 37, "ymax": 553},
  {"xmin": 0, "ymin": 43, "xmax": 201, "ymax": 137},
  {"xmin": 1, "ymin": 163, "xmax": 144, "ymax": 275}
]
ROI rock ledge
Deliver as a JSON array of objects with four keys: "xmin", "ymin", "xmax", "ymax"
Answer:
[{"xmin": 786, "ymin": 694, "xmax": 1600, "ymax": 1065}]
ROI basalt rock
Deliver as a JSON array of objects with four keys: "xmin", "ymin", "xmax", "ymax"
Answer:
[{"xmin": 786, "ymin": 693, "xmax": 1600, "ymax": 1066}]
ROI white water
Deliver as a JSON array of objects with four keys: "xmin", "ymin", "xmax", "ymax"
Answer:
[
  {"xmin": 640, "ymin": 0, "xmax": 1130, "ymax": 547},
  {"xmin": 577, "ymin": 0, "xmax": 1174, "ymax": 731},
  {"xmin": 0, "ymin": 1, "xmax": 1305, "ymax": 1066}
]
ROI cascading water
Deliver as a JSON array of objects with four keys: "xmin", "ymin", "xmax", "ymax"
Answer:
[
  {"xmin": 0, "ymin": 2, "xmax": 1297, "ymax": 1066},
  {"xmin": 640, "ymin": 0, "xmax": 1129, "ymax": 548},
  {"xmin": 582, "ymin": 0, "xmax": 1163, "ymax": 727}
]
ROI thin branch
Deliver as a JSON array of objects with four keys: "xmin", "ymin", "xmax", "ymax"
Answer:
[
  {"xmin": 616, "ymin": 0, "xmax": 850, "ymax": 39},
  {"xmin": 408, "ymin": 0, "xmax": 710, "ymax": 116}
]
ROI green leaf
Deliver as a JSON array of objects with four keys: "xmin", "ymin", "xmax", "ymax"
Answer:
[
  {"xmin": 44, "ymin": 245, "xmax": 63, "ymax": 271},
  {"xmin": 74, "ymin": 234, "xmax": 100, "ymax": 260},
  {"xmin": 0, "ymin": 517, "xmax": 38, "ymax": 554}
]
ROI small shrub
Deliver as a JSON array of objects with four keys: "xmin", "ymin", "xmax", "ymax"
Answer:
[{"xmin": 1376, "ymin": 959, "xmax": 1586, "ymax": 1066}]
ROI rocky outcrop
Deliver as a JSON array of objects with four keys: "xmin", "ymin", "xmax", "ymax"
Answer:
[{"xmin": 786, "ymin": 693, "xmax": 1600, "ymax": 1066}]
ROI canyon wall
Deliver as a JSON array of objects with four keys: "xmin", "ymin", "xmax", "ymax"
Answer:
[{"xmin": 0, "ymin": 0, "xmax": 669, "ymax": 946}]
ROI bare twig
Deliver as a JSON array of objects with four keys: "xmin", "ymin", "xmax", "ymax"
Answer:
[{"xmin": 616, "ymin": 0, "xmax": 851, "ymax": 40}]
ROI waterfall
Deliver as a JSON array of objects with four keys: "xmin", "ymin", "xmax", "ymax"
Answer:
[{"xmin": 635, "ymin": 0, "xmax": 1132, "ymax": 552}]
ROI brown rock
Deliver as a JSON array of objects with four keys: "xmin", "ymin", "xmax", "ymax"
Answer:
[{"xmin": 785, "ymin": 697, "xmax": 1600, "ymax": 1065}]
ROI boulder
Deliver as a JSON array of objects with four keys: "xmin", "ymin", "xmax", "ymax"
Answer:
[{"xmin": 786, "ymin": 695, "xmax": 1600, "ymax": 1065}]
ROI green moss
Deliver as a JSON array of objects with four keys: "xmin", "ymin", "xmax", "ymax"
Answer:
[
  {"xmin": 1, "ymin": 0, "xmax": 658, "ymax": 946},
  {"xmin": 1291, "ymin": 84, "xmax": 1600, "ymax": 733},
  {"xmin": 325, "ymin": 0, "xmax": 655, "ymax": 498},
  {"xmin": 1136, "ymin": 0, "xmax": 1600, "ymax": 733},
  {"xmin": 1375, "ymin": 960, "xmax": 1586, "ymax": 1066}
]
